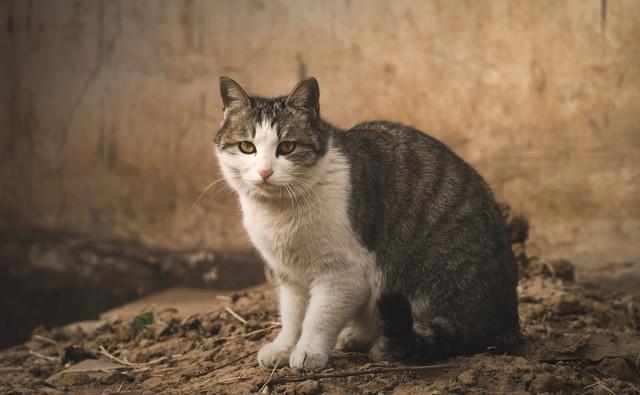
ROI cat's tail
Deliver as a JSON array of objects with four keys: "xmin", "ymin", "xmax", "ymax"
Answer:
[{"xmin": 373, "ymin": 293, "xmax": 517, "ymax": 363}]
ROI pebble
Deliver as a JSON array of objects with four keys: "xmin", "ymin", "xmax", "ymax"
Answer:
[
  {"xmin": 597, "ymin": 357, "xmax": 637, "ymax": 382},
  {"xmin": 457, "ymin": 369, "xmax": 477, "ymax": 386},
  {"xmin": 528, "ymin": 373, "xmax": 570, "ymax": 393},
  {"xmin": 296, "ymin": 380, "xmax": 321, "ymax": 395}
]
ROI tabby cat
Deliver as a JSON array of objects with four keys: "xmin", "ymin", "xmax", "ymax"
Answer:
[{"xmin": 214, "ymin": 77, "xmax": 518, "ymax": 371}]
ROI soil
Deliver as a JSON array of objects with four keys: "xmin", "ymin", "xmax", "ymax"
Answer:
[{"xmin": 1, "ymin": 210, "xmax": 640, "ymax": 394}]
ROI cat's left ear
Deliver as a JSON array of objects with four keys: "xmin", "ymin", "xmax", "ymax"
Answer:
[{"xmin": 286, "ymin": 77, "xmax": 320, "ymax": 116}]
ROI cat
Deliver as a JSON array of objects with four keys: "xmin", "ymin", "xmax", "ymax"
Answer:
[{"xmin": 214, "ymin": 76, "xmax": 519, "ymax": 371}]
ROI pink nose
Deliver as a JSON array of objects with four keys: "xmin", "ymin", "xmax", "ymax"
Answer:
[{"xmin": 259, "ymin": 169, "xmax": 273, "ymax": 180}]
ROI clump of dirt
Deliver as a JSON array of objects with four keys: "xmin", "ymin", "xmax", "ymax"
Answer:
[{"xmin": 1, "ymin": 210, "xmax": 640, "ymax": 394}]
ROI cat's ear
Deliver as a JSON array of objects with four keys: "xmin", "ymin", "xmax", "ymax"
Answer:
[
  {"xmin": 286, "ymin": 77, "xmax": 320, "ymax": 114},
  {"xmin": 219, "ymin": 77, "xmax": 251, "ymax": 111}
]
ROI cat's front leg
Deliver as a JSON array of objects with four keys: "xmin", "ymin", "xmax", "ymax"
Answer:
[
  {"xmin": 289, "ymin": 277, "xmax": 368, "ymax": 370},
  {"xmin": 258, "ymin": 282, "xmax": 307, "ymax": 368}
]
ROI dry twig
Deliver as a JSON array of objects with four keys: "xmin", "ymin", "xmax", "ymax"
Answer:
[
  {"xmin": 0, "ymin": 367, "xmax": 25, "ymax": 374},
  {"xmin": 225, "ymin": 306, "xmax": 248, "ymax": 325},
  {"xmin": 29, "ymin": 349, "xmax": 60, "ymax": 363},
  {"xmin": 211, "ymin": 350, "xmax": 258, "ymax": 372},
  {"xmin": 542, "ymin": 261, "xmax": 556, "ymax": 278},
  {"xmin": 215, "ymin": 375, "xmax": 247, "ymax": 384},
  {"xmin": 266, "ymin": 363, "xmax": 456, "ymax": 385},
  {"xmin": 60, "ymin": 366, "xmax": 125, "ymax": 374},
  {"xmin": 592, "ymin": 377, "xmax": 618, "ymax": 395},
  {"xmin": 258, "ymin": 354, "xmax": 283, "ymax": 393},
  {"xmin": 215, "ymin": 324, "xmax": 281, "ymax": 342},
  {"xmin": 194, "ymin": 350, "xmax": 258, "ymax": 389},
  {"xmin": 99, "ymin": 345, "xmax": 168, "ymax": 367},
  {"xmin": 32, "ymin": 334, "xmax": 58, "ymax": 345}
]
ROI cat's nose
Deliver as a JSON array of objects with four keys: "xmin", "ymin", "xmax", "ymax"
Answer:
[{"xmin": 258, "ymin": 169, "xmax": 273, "ymax": 180}]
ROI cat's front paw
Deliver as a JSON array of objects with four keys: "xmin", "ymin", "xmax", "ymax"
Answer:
[
  {"xmin": 257, "ymin": 341, "xmax": 292, "ymax": 368},
  {"xmin": 289, "ymin": 347, "xmax": 329, "ymax": 371}
]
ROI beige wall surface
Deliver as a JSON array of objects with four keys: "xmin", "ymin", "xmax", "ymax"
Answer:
[{"xmin": 1, "ymin": 0, "xmax": 639, "ymax": 266}]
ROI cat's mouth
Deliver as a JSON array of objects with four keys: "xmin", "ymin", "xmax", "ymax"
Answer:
[{"xmin": 251, "ymin": 179, "xmax": 280, "ymax": 188}]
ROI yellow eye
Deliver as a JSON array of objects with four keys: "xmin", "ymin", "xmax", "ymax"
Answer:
[
  {"xmin": 238, "ymin": 141, "xmax": 256, "ymax": 154},
  {"xmin": 277, "ymin": 142, "xmax": 296, "ymax": 156}
]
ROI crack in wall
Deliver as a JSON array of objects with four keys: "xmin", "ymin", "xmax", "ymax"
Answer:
[{"xmin": 57, "ymin": 0, "xmax": 105, "ymax": 151}]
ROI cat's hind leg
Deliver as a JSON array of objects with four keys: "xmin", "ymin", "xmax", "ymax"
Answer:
[
  {"xmin": 368, "ymin": 293, "xmax": 470, "ymax": 363},
  {"xmin": 336, "ymin": 297, "xmax": 379, "ymax": 352}
]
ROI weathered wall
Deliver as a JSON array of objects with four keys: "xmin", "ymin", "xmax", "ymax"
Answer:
[{"xmin": 1, "ymin": 0, "xmax": 639, "ymax": 266}]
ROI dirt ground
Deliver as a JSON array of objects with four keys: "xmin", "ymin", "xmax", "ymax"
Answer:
[{"xmin": 1, "ymin": 211, "xmax": 640, "ymax": 394}]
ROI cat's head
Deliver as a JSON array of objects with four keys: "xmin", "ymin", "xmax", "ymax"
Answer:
[{"xmin": 214, "ymin": 77, "xmax": 329, "ymax": 201}]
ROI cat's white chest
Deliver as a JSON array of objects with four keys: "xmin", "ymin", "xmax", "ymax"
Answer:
[{"xmin": 238, "ymin": 150, "xmax": 375, "ymax": 285}]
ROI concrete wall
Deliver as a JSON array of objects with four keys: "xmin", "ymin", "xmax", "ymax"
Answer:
[{"xmin": 2, "ymin": 0, "xmax": 639, "ymax": 266}]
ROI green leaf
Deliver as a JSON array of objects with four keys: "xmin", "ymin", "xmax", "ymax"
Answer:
[{"xmin": 134, "ymin": 310, "xmax": 154, "ymax": 330}]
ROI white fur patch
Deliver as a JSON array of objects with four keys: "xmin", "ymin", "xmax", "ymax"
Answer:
[{"xmin": 234, "ymin": 138, "xmax": 380, "ymax": 370}]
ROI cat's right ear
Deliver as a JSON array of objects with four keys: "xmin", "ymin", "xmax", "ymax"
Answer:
[{"xmin": 219, "ymin": 77, "xmax": 251, "ymax": 112}]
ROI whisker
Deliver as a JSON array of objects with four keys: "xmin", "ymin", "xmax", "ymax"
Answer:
[
  {"xmin": 283, "ymin": 183, "xmax": 297, "ymax": 219},
  {"xmin": 191, "ymin": 177, "xmax": 229, "ymax": 210},
  {"xmin": 288, "ymin": 178, "xmax": 317, "ymax": 215}
]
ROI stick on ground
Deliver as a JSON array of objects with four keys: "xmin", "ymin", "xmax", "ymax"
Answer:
[
  {"xmin": 215, "ymin": 323, "xmax": 280, "ymax": 341},
  {"xmin": 99, "ymin": 345, "xmax": 168, "ymax": 367},
  {"xmin": 258, "ymin": 354, "xmax": 282, "ymax": 393},
  {"xmin": 28, "ymin": 349, "xmax": 60, "ymax": 363},
  {"xmin": 225, "ymin": 306, "xmax": 248, "ymax": 325},
  {"xmin": 0, "ymin": 367, "xmax": 25, "ymax": 374}
]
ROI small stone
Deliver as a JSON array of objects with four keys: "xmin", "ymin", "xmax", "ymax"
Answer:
[
  {"xmin": 457, "ymin": 369, "xmax": 477, "ymax": 386},
  {"xmin": 296, "ymin": 380, "xmax": 321, "ymax": 395},
  {"xmin": 554, "ymin": 297, "xmax": 586, "ymax": 315},
  {"xmin": 142, "ymin": 376, "xmax": 164, "ymax": 390},
  {"xmin": 529, "ymin": 373, "xmax": 571, "ymax": 393},
  {"xmin": 62, "ymin": 345, "xmax": 95, "ymax": 364},
  {"xmin": 99, "ymin": 371, "xmax": 133, "ymax": 385},
  {"xmin": 597, "ymin": 357, "xmax": 637, "ymax": 382},
  {"xmin": 181, "ymin": 362, "xmax": 213, "ymax": 379},
  {"xmin": 591, "ymin": 384, "xmax": 613, "ymax": 395}
]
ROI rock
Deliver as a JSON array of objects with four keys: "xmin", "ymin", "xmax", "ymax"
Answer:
[
  {"xmin": 553, "ymin": 296, "xmax": 586, "ymax": 316},
  {"xmin": 62, "ymin": 345, "xmax": 95, "ymax": 364},
  {"xmin": 591, "ymin": 384, "xmax": 614, "ymax": 395},
  {"xmin": 296, "ymin": 380, "xmax": 321, "ymax": 395},
  {"xmin": 181, "ymin": 363, "xmax": 212, "ymax": 379},
  {"xmin": 142, "ymin": 376, "xmax": 165, "ymax": 390},
  {"xmin": 528, "ymin": 373, "xmax": 572, "ymax": 393},
  {"xmin": 597, "ymin": 358, "xmax": 638, "ymax": 382},
  {"xmin": 99, "ymin": 371, "xmax": 133, "ymax": 385},
  {"xmin": 457, "ymin": 369, "xmax": 478, "ymax": 386}
]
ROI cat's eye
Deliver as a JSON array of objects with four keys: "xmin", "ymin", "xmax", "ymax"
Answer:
[
  {"xmin": 277, "ymin": 142, "xmax": 296, "ymax": 156},
  {"xmin": 238, "ymin": 141, "xmax": 256, "ymax": 154}
]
